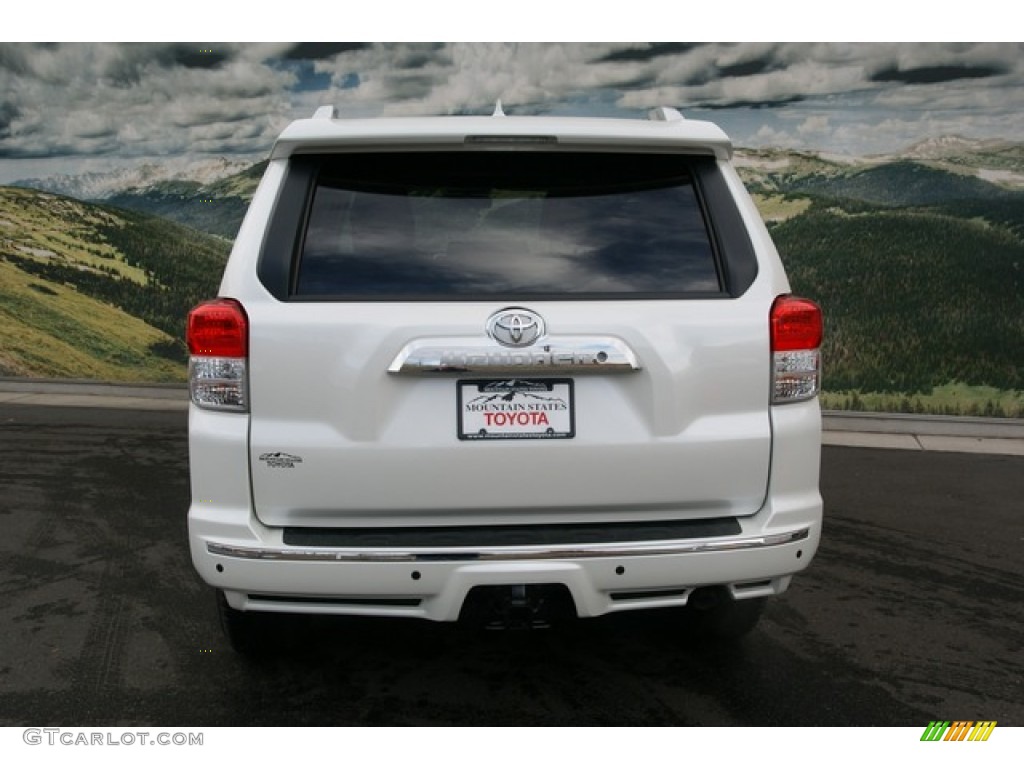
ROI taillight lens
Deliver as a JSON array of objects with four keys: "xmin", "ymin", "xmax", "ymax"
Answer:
[
  {"xmin": 187, "ymin": 299, "xmax": 248, "ymax": 357},
  {"xmin": 186, "ymin": 299, "xmax": 249, "ymax": 412},
  {"xmin": 771, "ymin": 296, "xmax": 822, "ymax": 404}
]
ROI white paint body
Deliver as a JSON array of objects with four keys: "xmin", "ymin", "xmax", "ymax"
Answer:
[{"xmin": 188, "ymin": 110, "xmax": 822, "ymax": 620}]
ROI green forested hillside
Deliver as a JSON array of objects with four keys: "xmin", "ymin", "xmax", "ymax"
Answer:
[
  {"xmin": 739, "ymin": 147, "xmax": 1024, "ymax": 415},
  {"xmin": 776, "ymin": 161, "xmax": 1018, "ymax": 207},
  {"xmin": 0, "ymin": 186, "xmax": 228, "ymax": 380},
  {"xmin": 771, "ymin": 200, "xmax": 1024, "ymax": 396}
]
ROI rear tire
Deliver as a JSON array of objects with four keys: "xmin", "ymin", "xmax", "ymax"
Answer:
[
  {"xmin": 684, "ymin": 592, "xmax": 765, "ymax": 641},
  {"xmin": 216, "ymin": 590, "xmax": 268, "ymax": 656}
]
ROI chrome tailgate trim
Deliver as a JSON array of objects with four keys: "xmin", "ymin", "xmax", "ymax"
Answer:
[{"xmin": 387, "ymin": 335, "xmax": 640, "ymax": 375}]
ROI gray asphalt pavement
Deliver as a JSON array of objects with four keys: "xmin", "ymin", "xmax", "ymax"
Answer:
[{"xmin": 0, "ymin": 402, "xmax": 1021, "ymax": 726}]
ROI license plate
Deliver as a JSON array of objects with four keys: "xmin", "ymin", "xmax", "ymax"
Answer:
[{"xmin": 457, "ymin": 379, "xmax": 575, "ymax": 440}]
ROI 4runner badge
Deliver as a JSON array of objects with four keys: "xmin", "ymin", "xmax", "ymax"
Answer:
[{"xmin": 259, "ymin": 452, "xmax": 303, "ymax": 469}]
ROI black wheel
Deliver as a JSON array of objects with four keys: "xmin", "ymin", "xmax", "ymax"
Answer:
[
  {"xmin": 216, "ymin": 589, "xmax": 269, "ymax": 656},
  {"xmin": 683, "ymin": 590, "xmax": 765, "ymax": 642}
]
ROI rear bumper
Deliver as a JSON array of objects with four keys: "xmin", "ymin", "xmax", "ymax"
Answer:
[{"xmin": 189, "ymin": 510, "xmax": 820, "ymax": 621}]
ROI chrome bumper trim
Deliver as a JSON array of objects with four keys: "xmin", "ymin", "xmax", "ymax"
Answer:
[
  {"xmin": 207, "ymin": 527, "xmax": 810, "ymax": 563},
  {"xmin": 387, "ymin": 335, "xmax": 640, "ymax": 375}
]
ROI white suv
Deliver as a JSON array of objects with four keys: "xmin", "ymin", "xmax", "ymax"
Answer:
[{"xmin": 186, "ymin": 105, "xmax": 823, "ymax": 652}]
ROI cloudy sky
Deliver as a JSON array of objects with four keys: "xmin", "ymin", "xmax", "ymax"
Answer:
[{"xmin": 1, "ymin": 41, "xmax": 1022, "ymax": 183}]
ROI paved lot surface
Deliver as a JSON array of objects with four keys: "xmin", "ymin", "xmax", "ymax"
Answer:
[{"xmin": 1, "ymin": 404, "xmax": 1021, "ymax": 726}]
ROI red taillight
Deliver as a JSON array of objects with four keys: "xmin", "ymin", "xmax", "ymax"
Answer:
[
  {"xmin": 187, "ymin": 299, "xmax": 248, "ymax": 358},
  {"xmin": 771, "ymin": 296, "xmax": 822, "ymax": 352},
  {"xmin": 771, "ymin": 295, "xmax": 822, "ymax": 404},
  {"xmin": 187, "ymin": 299, "xmax": 249, "ymax": 412}
]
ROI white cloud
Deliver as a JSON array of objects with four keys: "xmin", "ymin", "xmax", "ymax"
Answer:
[
  {"xmin": 751, "ymin": 125, "xmax": 799, "ymax": 148},
  {"xmin": 0, "ymin": 43, "xmax": 295, "ymax": 160},
  {"xmin": 1, "ymin": 41, "xmax": 1022, "ymax": 182},
  {"xmin": 798, "ymin": 115, "xmax": 831, "ymax": 137}
]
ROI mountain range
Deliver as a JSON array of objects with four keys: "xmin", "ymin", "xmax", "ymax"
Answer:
[
  {"xmin": 12, "ymin": 135, "xmax": 1024, "ymax": 239},
  {"xmin": 2, "ymin": 137, "xmax": 1022, "ymax": 414},
  {"xmin": 12, "ymin": 158, "xmax": 264, "ymax": 239},
  {"xmin": 12, "ymin": 157, "xmax": 257, "ymax": 201}
]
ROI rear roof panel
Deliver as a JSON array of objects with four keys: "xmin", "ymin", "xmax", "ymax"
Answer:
[{"xmin": 270, "ymin": 112, "xmax": 734, "ymax": 161}]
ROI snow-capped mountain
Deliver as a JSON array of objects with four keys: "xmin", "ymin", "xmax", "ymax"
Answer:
[
  {"xmin": 12, "ymin": 157, "xmax": 256, "ymax": 200},
  {"xmin": 899, "ymin": 135, "xmax": 1011, "ymax": 160}
]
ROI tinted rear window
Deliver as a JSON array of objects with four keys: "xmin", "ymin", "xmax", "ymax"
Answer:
[{"xmin": 294, "ymin": 152, "xmax": 721, "ymax": 299}]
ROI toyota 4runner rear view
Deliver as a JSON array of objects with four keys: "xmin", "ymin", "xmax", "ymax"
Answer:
[{"xmin": 186, "ymin": 105, "xmax": 823, "ymax": 653}]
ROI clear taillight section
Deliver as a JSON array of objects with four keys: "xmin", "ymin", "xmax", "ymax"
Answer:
[
  {"xmin": 771, "ymin": 296, "xmax": 823, "ymax": 405},
  {"xmin": 186, "ymin": 299, "xmax": 249, "ymax": 412}
]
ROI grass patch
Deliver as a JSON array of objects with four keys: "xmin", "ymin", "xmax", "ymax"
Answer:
[
  {"xmin": 0, "ymin": 259, "xmax": 184, "ymax": 382},
  {"xmin": 751, "ymin": 194, "xmax": 812, "ymax": 223},
  {"xmin": 822, "ymin": 383, "xmax": 1024, "ymax": 418},
  {"xmin": 0, "ymin": 187, "xmax": 149, "ymax": 285}
]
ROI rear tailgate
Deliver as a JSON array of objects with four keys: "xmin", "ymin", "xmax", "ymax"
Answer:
[{"xmin": 248, "ymin": 300, "xmax": 771, "ymax": 527}]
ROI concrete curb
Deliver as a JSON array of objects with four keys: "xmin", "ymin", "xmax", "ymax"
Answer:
[
  {"xmin": 0, "ymin": 378, "xmax": 187, "ymax": 400},
  {"xmin": 821, "ymin": 412, "xmax": 1024, "ymax": 455},
  {"xmin": 1, "ymin": 378, "xmax": 1022, "ymax": 456},
  {"xmin": 0, "ymin": 378, "xmax": 188, "ymax": 412},
  {"xmin": 822, "ymin": 411, "xmax": 1024, "ymax": 439}
]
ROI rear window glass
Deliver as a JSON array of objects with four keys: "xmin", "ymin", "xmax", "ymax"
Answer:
[{"xmin": 294, "ymin": 152, "xmax": 721, "ymax": 299}]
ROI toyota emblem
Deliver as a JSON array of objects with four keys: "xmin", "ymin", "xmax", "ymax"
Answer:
[{"xmin": 486, "ymin": 308, "xmax": 546, "ymax": 348}]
